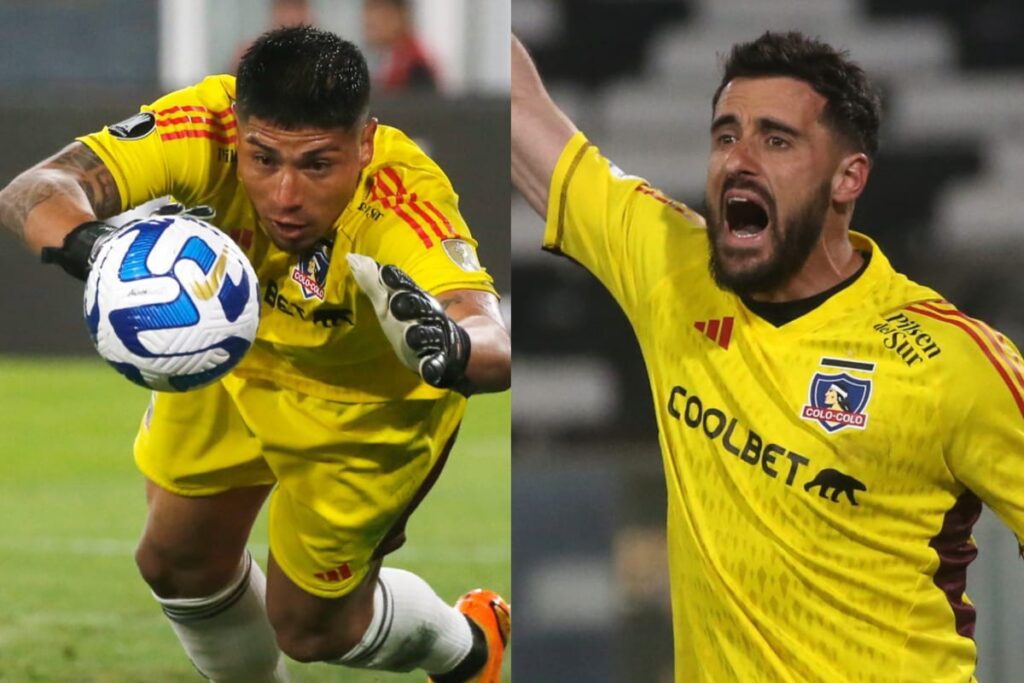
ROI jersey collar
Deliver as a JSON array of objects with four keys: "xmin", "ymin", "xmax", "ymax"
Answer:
[{"xmin": 738, "ymin": 231, "xmax": 893, "ymax": 335}]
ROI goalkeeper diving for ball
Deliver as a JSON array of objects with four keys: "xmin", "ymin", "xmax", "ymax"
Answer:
[{"xmin": 0, "ymin": 26, "xmax": 509, "ymax": 683}]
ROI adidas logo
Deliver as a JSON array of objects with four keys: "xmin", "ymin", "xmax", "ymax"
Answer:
[
  {"xmin": 694, "ymin": 317, "xmax": 734, "ymax": 349},
  {"xmin": 314, "ymin": 563, "xmax": 353, "ymax": 583}
]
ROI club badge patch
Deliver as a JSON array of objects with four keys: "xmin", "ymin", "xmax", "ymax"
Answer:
[
  {"xmin": 107, "ymin": 111, "xmax": 156, "ymax": 140},
  {"xmin": 442, "ymin": 238, "xmax": 482, "ymax": 272},
  {"xmin": 291, "ymin": 241, "xmax": 331, "ymax": 300},
  {"xmin": 800, "ymin": 357, "xmax": 876, "ymax": 433}
]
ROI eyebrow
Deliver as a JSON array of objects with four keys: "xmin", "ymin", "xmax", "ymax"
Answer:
[
  {"xmin": 245, "ymin": 136, "xmax": 343, "ymax": 159},
  {"xmin": 710, "ymin": 114, "xmax": 802, "ymax": 139}
]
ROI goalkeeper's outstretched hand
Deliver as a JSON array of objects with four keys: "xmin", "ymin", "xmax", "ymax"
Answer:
[
  {"xmin": 41, "ymin": 202, "xmax": 216, "ymax": 281},
  {"xmin": 348, "ymin": 253, "xmax": 471, "ymax": 393}
]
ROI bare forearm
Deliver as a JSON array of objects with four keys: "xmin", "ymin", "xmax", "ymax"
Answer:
[
  {"xmin": 511, "ymin": 35, "xmax": 577, "ymax": 217},
  {"xmin": 0, "ymin": 142, "xmax": 121, "ymax": 254},
  {"xmin": 0, "ymin": 170, "xmax": 95, "ymax": 253},
  {"xmin": 439, "ymin": 290, "xmax": 511, "ymax": 394},
  {"xmin": 461, "ymin": 314, "xmax": 511, "ymax": 393}
]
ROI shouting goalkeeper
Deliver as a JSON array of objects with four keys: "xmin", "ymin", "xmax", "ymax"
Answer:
[{"xmin": 0, "ymin": 26, "xmax": 510, "ymax": 683}]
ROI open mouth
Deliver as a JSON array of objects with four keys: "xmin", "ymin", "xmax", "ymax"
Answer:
[{"xmin": 723, "ymin": 191, "xmax": 771, "ymax": 239}]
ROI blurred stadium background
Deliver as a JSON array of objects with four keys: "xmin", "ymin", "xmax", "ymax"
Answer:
[
  {"xmin": 0, "ymin": 1, "xmax": 509, "ymax": 681},
  {"xmin": 512, "ymin": 0, "xmax": 1024, "ymax": 681}
]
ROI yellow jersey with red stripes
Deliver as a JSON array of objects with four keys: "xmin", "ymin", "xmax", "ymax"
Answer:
[
  {"xmin": 545, "ymin": 132, "xmax": 1024, "ymax": 682},
  {"xmin": 78, "ymin": 74, "xmax": 496, "ymax": 402}
]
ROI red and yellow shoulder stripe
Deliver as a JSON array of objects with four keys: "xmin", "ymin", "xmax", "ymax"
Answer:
[
  {"xmin": 153, "ymin": 104, "xmax": 237, "ymax": 145},
  {"xmin": 368, "ymin": 167, "xmax": 459, "ymax": 249},
  {"xmin": 906, "ymin": 300, "xmax": 1024, "ymax": 417},
  {"xmin": 635, "ymin": 184, "xmax": 700, "ymax": 221}
]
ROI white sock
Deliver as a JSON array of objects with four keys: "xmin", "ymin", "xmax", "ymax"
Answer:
[
  {"xmin": 334, "ymin": 567, "xmax": 473, "ymax": 674},
  {"xmin": 154, "ymin": 552, "xmax": 290, "ymax": 683}
]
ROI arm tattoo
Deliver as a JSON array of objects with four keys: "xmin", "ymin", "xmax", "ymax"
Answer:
[
  {"xmin": 0, "ymin": 143, "xmax": 120, "ymax": 242},
  {"xmin": 46, "ymin": 144, "xmax": 122, "ymax": 219},
  {"xmin": 0, "ymin": 173, "xmax": 62, "ymax": 241}
]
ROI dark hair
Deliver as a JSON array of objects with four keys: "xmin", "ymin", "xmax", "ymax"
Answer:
[
  {"xmin": 236, "ymin": 25, "xmax": 370, "ymax": 130},
  {"xmin": 712, "ymin": 31, "xmax": 881, "ymax": 159}
]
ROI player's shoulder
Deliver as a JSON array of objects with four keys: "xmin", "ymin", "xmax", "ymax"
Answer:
[
  {"xmin": 342, "ymin": 125, "xmax": 464, "ymax": 257},
  {"xmin": 364, "ymin": 124, "xmax": 453, "ymax": 199},
  {"xmin": 138, "ymin": 74, "xmax": 238, "ymax": 146},
  {"xmin": 881, "ymin": 296, "xmax": 1023, "ymax": 389},
  {"xmin": 144, "ymin": 74, "xmax": 235, "ymax": 115},
  {"xmin": 856, "ymin": 238, "xmax": 1020, "ymax": 382},
  {"xmin": 909, "ymin": 300, "xmax": 1016, "ymax": 357},
  {"xmin": 563, "ymin": 131, "xmax": 707, "ymax": 231},
  {"xmin": 85, "ymin": 75, "xmax": 236, "ymax": 149},
  {"xmin": 631, "ymin": 181, "xmax": 707, "ymax": 233}
]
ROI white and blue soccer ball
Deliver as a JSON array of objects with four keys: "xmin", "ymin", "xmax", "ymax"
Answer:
[{"xmin": 84, "ymin": 215, "xmax": 260, "ymax": 392}]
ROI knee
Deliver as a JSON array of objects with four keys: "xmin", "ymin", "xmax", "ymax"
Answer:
[
  {"xmin": 135, "ymin": 537, "xmax": 243, "ymax": 598},
  {"xmin": 271, "ymin": 609, "xmax": 371, "ymax": 663},
  {"xmin": 274, "ymin": 626, "xmax": 361, "ymax": 663},
  {"xmin": 275, "ymin": 631, "xmax": 341, "ymax": 663}
]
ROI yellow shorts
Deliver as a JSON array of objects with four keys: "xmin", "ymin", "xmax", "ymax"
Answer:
[{"xmin": 134, "ymin": 373, "xmax": 465, "ymax": 598}]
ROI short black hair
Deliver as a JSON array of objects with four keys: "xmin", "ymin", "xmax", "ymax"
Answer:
[
  {"xmin": 712, "ymin": 31, "xmax": 881, "ymax": 159},
  {"xmin": 236, "ymin": 25, "xmax": 370, "ymax": 130}
]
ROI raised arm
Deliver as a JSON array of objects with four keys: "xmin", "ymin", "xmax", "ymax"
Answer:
[
  {"xmin": 0, "ymin": 142, "xmax": 121, "ymax": 254},
  {"xmin": 510, "ymin": 35, "xmax": 578, "ymax": 218}
]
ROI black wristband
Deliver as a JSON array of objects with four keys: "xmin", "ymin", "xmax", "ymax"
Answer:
[{"xmin": 40, "ymin": 220, "xmax": 117, "ymax": 282}]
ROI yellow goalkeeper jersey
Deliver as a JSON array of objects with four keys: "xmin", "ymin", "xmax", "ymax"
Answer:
[
  {"xmin": 78, "ymin": 75, "xmax": 496, "ymax": 402},
  {"xmin": 545, "ymin": 132, "xmax": 1024, "ymax": 682}
]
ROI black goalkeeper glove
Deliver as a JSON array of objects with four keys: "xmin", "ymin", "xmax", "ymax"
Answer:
[
  {"xmin": 153, "ymin": 202, "xmax": 216, "ymax": 220},
  {"xmin": 347, "ymin": 253, "xmax": 472, "ymax": 393},
  {"xmin": 40, "ymin": 220, "xmax": 118, "ymax": 281},
  {"xmin": 40, "ymin": 203, "xmax": 216, "ymax": 281}
]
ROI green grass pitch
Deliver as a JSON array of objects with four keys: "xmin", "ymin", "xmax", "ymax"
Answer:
[{"xmin": 0, "ymin": 357, "xmax": 510, "ymax": 682}]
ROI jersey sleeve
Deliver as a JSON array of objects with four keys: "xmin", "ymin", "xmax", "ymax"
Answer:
[
  {"xmin": 358, "ymin": 166, "xmax": 497, "ymax": 298},
  {"xmin": 543, "ymin": 131, "xmax": 706, "ymax": 315},
  {"xmin": 76, "ymin": 77, "xmax": 235, "ymax": 213},
  {"xmin": 947, "ymin": 328, "xmax": 1024, "ymax": 542}
]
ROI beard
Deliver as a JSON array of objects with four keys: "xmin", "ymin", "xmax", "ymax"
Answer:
[{"xmin": 704, "ymin": 178, "xmax": 832, "ymax": 297}]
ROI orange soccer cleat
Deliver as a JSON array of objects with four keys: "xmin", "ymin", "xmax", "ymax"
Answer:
[{"xmin": 431, "ymin": 589, "xmax": 510, "ymax": 683}]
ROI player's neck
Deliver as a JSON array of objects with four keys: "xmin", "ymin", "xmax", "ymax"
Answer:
[{"xmin": 749, "ymin": 227, "xmax": 862, "ymax": 303}]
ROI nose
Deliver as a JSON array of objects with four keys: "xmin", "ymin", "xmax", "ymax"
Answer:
[
  {"xmin": 723, "ymin": 137, "xmax": 760, "ymax": 178},
  {"xmin": 273, "ymin": 168, "xmax": 303, "ymax": 210}
]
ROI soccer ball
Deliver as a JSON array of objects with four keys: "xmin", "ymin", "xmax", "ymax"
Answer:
[{"xmin": 84, "ymin": 215, "xmax": 260, "ymax": 392}]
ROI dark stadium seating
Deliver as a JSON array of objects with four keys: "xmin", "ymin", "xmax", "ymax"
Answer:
[
  {"xmin": 528, "ymin": 0, "xmax": 691, "ymax": 89},
  {"xmin": 866, "ymin": 0, "xmax": 1024, "ymax": 69}
]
